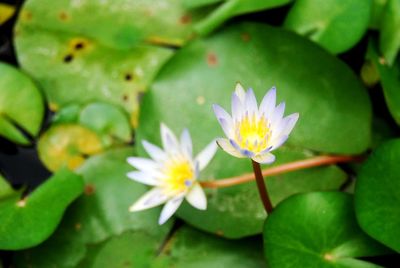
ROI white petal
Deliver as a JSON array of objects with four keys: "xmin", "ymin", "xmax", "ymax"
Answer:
[
  {"xmin": 180, "ymin": 128, "xmax": 193, "ymax": 157},
  {"xmin": 235, "ymin": 82, "xmax": 246, "ymax": 102},
  {"xmin": 213, "ymin": 104, "xmax": 233, "ymax": 137},
  {"xmin": 252, "ymin": 153, "xmax": 276, "ymax": 164},
  {"xmin": 127, "ymin": 171, "xmax": 159, "ymax": 186},
  {"xmin": 160, "ymin": 123, "xmax": 179, "ymax": 152},
  {"xmin": 129, "ymin": 188, "xmax": 168, "ymax": 212},
  {"xmin": 195, "ymin": 140, "xmax": 218, "ymax": 170},
  {"xmin": 260, "ymin": 86, "xmax": 276, "ymax": 118},
  {"xmin": 282, "ymin": 113, "xmax": 299, "ymax": 136},
  {"xmin": 142, "ymin": 140, "xmax": 166, "ymax": 162},
  {"xmin": 127, "ymin": 157, "xmax": 158, "ymax": 172},
  {"xmin": 186, "ymin": 183, "xmax": 207, "ymax": 210},
  {"xmin": 158, "ymin": 196, "xmax": 184, "ymax": 225},
  {"xmin": 270, "ymin": 135, "xmax": 288, "ymax": 151},
  {"xmin": 271, "ymin": 102, "xmax": 286, "ymax": 127},
  {"xmin": 231, "ymin": 93, "xmax": 244, "ymax": 121},
  {"xmin": 216, "ymin": 138, "xmax": 245, "ymax": 158},
  {"xmin": 245, "ymin": 88, "xmax": 258, "ymax": 115}
]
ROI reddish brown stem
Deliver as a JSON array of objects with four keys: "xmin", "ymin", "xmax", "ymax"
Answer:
[
  {"xmin": 200, "ymin": 155, "xmax": 364, "ymax": 189},
  {"xmin": 252, "ymin": 160, "xmax": 273, "ymax": 214}
]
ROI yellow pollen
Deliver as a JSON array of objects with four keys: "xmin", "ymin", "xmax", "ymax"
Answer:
[
  {"xmin": 236, "ymin": 113, "xmax": 270, "ymax": 153},
  {"xmin": 162, "ymin": 159, "xmax": 194, "ymax": 195}
]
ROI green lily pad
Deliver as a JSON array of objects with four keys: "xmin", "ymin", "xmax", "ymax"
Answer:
[
  {"xmin": 0, "ymin": 168, "xmax": 83, "ymax": 250},
  {"xmin": 0, "ymin": 62, "xmax": 44, "ymax": 145},
  {"xmin": 367, "ymin": 40, "xmax": 400, "ymax": 125},
  {"xmin": 38, "ymin": 124, "xmax": 103, "ymax": 172},
  {"xmin": 284, "ymin": 0, "xmax": 371, "ymax": 54},
  {"xmin": 52, "ymin": 104, "xmax": 82, "ymax": 125},
  {"xmin": 355, "ymin": 139, "xmax": 400, "ymax": 252},
  {"xmin": 369, "ymin": 0, "xmax": 388, "ymax": 29},
  {"xmin": 152, "ymin": 225, "xmax": 266, "ymax": 267},
  {"xmin": 193, "ymin": 0, "xmax": 293, "ymax": 35},
  {"xmin": 15, "ymin": 148, "xmax": 173, "ymax": 267},
  {"xmin": 138, "ymin": 22, "xmax": 371, "ymax": 156},
  {"xmin": 79, "ymin": 102, "xmax": 132, "ymax": 147},
  {"xmin": 264, "ymin": 192, "xmax": 389, "ymax": 268},
  {"xmin": 379, "ymin": 0, "xmax": 400, "ymax": 65}
]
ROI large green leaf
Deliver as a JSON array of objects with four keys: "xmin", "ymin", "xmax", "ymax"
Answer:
[
  {"xmin": 0, "ymin": 62, "xmax": 44, "ymax": 145},
  {"xmin": 152, "ymin": 226, "xmax": 266, "ymax": 267},
  {"xmin": 264, "ymin": 192, "xmax": 389, "ymax": 268},
  {"xmin": 355, "ymin": 139, "xmax": 400, "ymax": 252},
  {"xmin": 379, "ymin": 0, "xmax": 400, "ymax": 65},
  {"xmin": 137, "ymin": 22, "xmax": 371, "ymax": 156},
  {"xmin": 284, "ymin": 0, "xmax": 372, "ymax": 54},
  {"xmin": 0, "ymin": 168, "xmax": 83, "ymax": 250},
  {"xmin": 15, "ymin": 148, "xmax": 173, "ymax": 267}
]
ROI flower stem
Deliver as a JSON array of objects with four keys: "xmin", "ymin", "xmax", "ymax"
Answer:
[
  {"xmin": 200, "ymin": 155, "xmax": 364, "ymax": 189},
  {"xmin": 251, "ymin": 159, "xmax": 273, "ymax": 214}
]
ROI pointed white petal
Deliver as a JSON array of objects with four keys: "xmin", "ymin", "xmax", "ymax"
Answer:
[
  {"xmin": 245, "ymin": 88, "xmax": 258, "ymax": 115},
  {"xmin": 129, "ymin": 188, "xmax": 168, "ymax": 212},
  {"xmin": 270, "ymin": 135, "xmax": 288, "ymax": 151},
  {"xmin": 235, "ymin": 82, "xmax": 246, "ymax": 102},
  {"xmin": 186, "ymin": 183, "xmax": 207, "ymax": 210},
  {"xmin": 213, "ymin": 104, "xmax": 233, "ymax": 137},
  {"xmin": 216, "ymin": 138, "xmax": 245, "ymax": 158},
  {"xmin": 252, "ymin": 153, "xmax": 276, "ymax": 164},
  {"xmin": 160, "ymin": 123, "xmax": 179, "ymax": 152},
  {"xmin": 127, "ymin": 171, "xmax": 159, "ymax": 186},
  {"xmin": 127, "ymin": 157, "xmax": 158, "ymax": 172},
  {"xmin": 142, "ymin": 140, "xmax": 166, "ymax": 162},
  {"xmin": 231, "ymin": 93, "xmax": 244, "ymax": 121},
  {"xmin": 195, "ymin": 140, "xmax": 218, "ymax": 170},
  {"xmin": 282, "ymin": 113, "xmax": 299, "ymax": 136},
  {"xmin": 271, "ymin": 102, "xmax": 286, "ymax": 127},
  {"xmin": 158, "ymin": 196, "xmax": 184, "ymax": 225},
  {"xmin": 260, "ymin": 86, "xmax": 276, "ymax": 118},
  {"xmin": 180, "ymin": 128, "xmax": 193, "ymax": 157}
]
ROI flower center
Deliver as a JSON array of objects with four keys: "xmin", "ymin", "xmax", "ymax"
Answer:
[
  {"xmin": 162, "ymin": 159, "xmax": 194, "ymax": 195},
  {"xmin": 235, "ymin": 113, "xmax": 271, "ymax": 153}
]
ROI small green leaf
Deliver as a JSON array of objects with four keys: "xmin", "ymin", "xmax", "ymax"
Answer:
[
  {"xmin": 284, "ymin": 0, "xmax": 372, "ymax": 54},
  {"xmin": 0, "ymin": 62, "xmax": 44, "ymax": 145},
  {"xmin": 52, "ymin": 104, "xmax": 82, "ymax": 125},
  {"xmin": 38, "ymin": 124, "xmax": 103, "ymax": 172},
  {"xmin": 153, "ymin": 226, "xmax": 266, "ymax": 267},
  {"xmin": 355, "ymin": 139, "xmax": 400, "ymax": 252},
  {"xmin": 79, "ymin": 102, "xmax": 132, "ymax": 147},
  {"xmin": 379, "ymin": 0, "xmax": 400, "ymax": 65},
  {"xmin": 264, "ymin": 192, "xmax": 389, "ymax": 268},
  {"xmin": 367, "ymin": 40, "xmax": 400, "ymax": 125},
  {"xmin": 195, "ymin": 0, "xmax": 292, "ymax": 35},
  {"xmin": 0, "ymin": 168, "xmax": 83, "ymax": 250}
]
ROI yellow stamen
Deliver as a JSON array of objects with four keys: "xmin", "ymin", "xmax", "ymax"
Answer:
[
  {"xmin": 162, "ymin": 159, "xmax": 194, "ymax": 195},
  {"xmin": 236, "ymin": 113, "xmax": 270, "ymax": 153}
]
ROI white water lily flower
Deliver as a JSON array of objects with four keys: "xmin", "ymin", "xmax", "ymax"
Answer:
[
  {"xmin": 213, "ymin": 83, "xmax": 299, "ymax": 164},
  {"xmin": 127, "ymin": 123, "xmax": 217, "ymax": 225}
]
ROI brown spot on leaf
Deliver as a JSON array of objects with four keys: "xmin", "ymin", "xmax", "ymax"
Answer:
[
  {"xmin": 84, "ymin": 184, "xmax": 95, "ymax": 195},
  {"xmin": 23, "ymin": 11, "xmax": 32, "ymax": 20},
  {"xmin": 63, "ymin": 54, "xmax": 74, "ymax": 63},
  {"xmin": 74, "ymin": 42, "xmax": 84, "ymax": 50},
  {"xmin": 180, "ymin": 14, "xmax": 192, "ymax": 24},
  {"xmin": 124, "ymin": 73, "xmax": 133, "ymax": 81},
  {"xmin": 241, "ymin": 32, "xmax": 251, "ymax": 42},
  {"xmin": 215, "ymin": 230, "xmax": 224, "ymax": 236},
  {"xmin": 59, "ymin": 11, "xmax": 69, "ymax": 21},
  {"xmin": 324, "ymin": 253, "xmax": 334, "ymax": 261},
  {"xmin": 75, "ymin": 223, "xmax": 82, "ymax": 230},
  {"xmin": 207, "ymin": 52, "xmax": 218, "ymax": 67},
  {"xmin": 122, "ymin": 94, "xmax": 129, "ymax": 101}
]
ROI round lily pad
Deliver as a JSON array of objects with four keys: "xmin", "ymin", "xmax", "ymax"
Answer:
[
  {"xmin": 264, "ymin": 192, "xmax": 389, "ymax": 268},
  {"xmin": 0, "ymin": 168, "xmax": 83, "ymax": 250},
  {"xmin": 355, "ymin": 139, "xmax": 400, "ymax": 252},
  {"xmin": 284, "ymin": 0, "xmax": 371, "ymax": 54},
  {"xmin": 0, "ymin": 62, "xmax": 44, "ymax": 145},
  {"xmin": 38, "ymin": 124, "xmax": 103, "ymax": 171}
]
